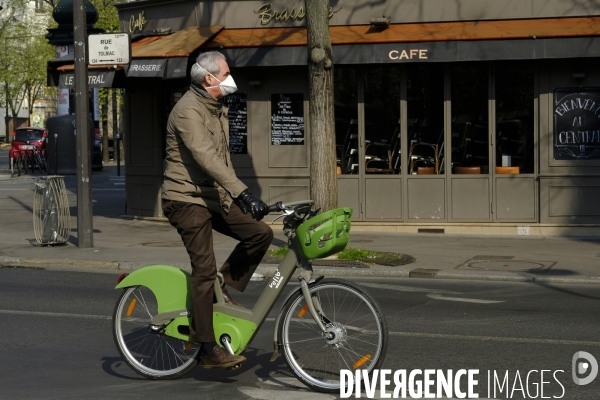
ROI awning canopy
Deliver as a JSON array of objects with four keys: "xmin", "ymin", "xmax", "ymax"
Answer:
[
  {"xmin": 203, "ymin": 16, "xmax": 600, "ymax": 48},
  {"xmin": 200, "ymin": 16, "xmax": 600, "ymax": 66},
  {"xmin": 58, "ymin": 70, "xmax": 116, "ymax": 89},
  {"xmin": 124, "ymin": 25, "xmax": 223, "ymax": 79},
  {"xmin": 132, "ymin": 25, "xmax": 224, "ymax": 58},
  {"xmin": 46, "ymin": 25, "xmax": 224, "ymax": 86},
  {"xmin": 47, "ymin": 16, "xmax": 600, "ymax": 86}
]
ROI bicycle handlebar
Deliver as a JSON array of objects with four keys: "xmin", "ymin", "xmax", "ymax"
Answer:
[
  {"xmin": 268, "ymin": 200, "xmax": 315, "ymax": 214},
  {"xmin": 268, "ymin": 202, "xmax": 283, "ymax": 213}
]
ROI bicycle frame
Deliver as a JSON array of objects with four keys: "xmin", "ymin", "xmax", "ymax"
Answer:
[
  {"xmin": 116, "ymin": 202, "xmax": 351, "ymax": 361},
  {"xmin": 115, "ymin": 237, "xmax": 317, "ymax": 356}
]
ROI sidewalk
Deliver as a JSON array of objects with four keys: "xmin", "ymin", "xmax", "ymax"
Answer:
[{"xmin": 0, "ymin": 155, "xmax": 599, "ymax": 285}]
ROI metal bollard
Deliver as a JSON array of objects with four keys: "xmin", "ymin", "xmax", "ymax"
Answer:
[
  {"xmin": 116, "ymin": 133, "xmax": 121, "ymax": 177},
  {"xmin": 54, "ymin": 134, "xmax": 58, "ymax": 175}
]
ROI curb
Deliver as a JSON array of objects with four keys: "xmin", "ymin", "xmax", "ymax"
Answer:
[
  {"xmin": 2, "ymin": 257, "xmax": 600, "ymax": 285},
  {"xmin": 0, "ymin": 257, "xmax": 119, "ymax": 270}
]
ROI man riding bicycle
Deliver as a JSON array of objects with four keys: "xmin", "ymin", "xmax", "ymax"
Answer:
[{"xmin": 161, "ymin": 51, "xmax": 273, "ymax": 369}]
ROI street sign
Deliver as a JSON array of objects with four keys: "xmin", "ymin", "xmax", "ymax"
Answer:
[{"xmin": 88, "ymin": 33, "xmax": 131, "ymax": 65}]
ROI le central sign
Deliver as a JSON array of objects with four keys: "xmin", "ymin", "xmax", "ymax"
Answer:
[{"xmin": 88, "ymin": 33, "xmax": 131, "ymax": 65}]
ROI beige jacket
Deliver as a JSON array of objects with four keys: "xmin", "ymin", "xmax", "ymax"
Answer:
[{"xmin": 161, "ymin": 85, "xmax": 247, "ymax": 213}]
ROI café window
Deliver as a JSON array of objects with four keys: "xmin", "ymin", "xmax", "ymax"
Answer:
[
  {"xmin": 495, "ymin": 61, "xmax": 534, "ymax": 173},
  {"xmin": 451, "ymin": 63, "xmax": 489, "ymax": 174},
  {"xmin": 364, "ymin": 66, "xmax": 401, "ymax": 174},
  {"xmin": 334, "ymin": 67, "xmax": 358, "ymax": 175},
  {"xmin": 407, "ymin": 64, "xmax": 444, "ymax": 174}
]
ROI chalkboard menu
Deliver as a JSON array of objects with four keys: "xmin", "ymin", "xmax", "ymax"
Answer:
[
  {"xmin": 271, "ymin": 93, "xmax": 305, "ymax": 145},
  {"xmin": 224, "ymin": 93, "xmax": 247, "ymax": 154},
  {"xmin": 554, "ymin": 88, "xmax": 600, "ymax": 160}
]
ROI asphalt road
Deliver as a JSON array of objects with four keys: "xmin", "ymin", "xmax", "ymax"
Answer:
[{"xmin": 0, "ymin": 267, "xmax": 598, "ymax": 399}]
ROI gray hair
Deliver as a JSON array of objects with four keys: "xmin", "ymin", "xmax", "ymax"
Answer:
[{"xmin": 190, "ymin": 51, "xmax": 226, "ymax": 85}]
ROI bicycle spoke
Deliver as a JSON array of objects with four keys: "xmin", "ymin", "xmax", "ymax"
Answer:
[
  {"xmin": 114, "ymin": 286, "xmax": 200, "ymax": 378},
  {"xmin": 282, "ymin": 281, "xmax": 386, "ymax": 392}
]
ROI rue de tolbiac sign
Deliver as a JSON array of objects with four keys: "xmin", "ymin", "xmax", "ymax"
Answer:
[{"xmin": 88, "ymin": 33, "xmax": 131, "ymax": 65}]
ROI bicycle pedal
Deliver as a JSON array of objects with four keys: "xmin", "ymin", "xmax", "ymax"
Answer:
[{"xmin": 226, "ymin": 363, "xmax": 242, "ymax": 371}]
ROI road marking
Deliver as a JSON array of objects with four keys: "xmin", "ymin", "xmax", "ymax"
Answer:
[
  {"xmin": 239, "ymin": 387, "xmax": 335, "ymax": 400},
  {"xmin": 426, "ymin": 293, "xmax": 504, "ymax": 304},
  {"xmin": 390, "ymin": 331, "xmax": 600, "ymax": 346},
  {"xmin": 256, "ymin": 379, "xmax": 496, "ymax": 399},
  {"xmin": 361, "ymin": 283, "xmax": 503, "ymax": 303},
  {"xmin": 5, "ymin": 310, "xmax": 599, "ymax": 347},
  {"xmin": 260, "ymin": 376, "xmax": 307, "ymax": 389},
  {"xmin": 361, "ymin": 282, "xmax": 461, "ymax": 295},
  {"xmin": 0, "ymin": 309, "xmax": 111, "ymax": 320}
]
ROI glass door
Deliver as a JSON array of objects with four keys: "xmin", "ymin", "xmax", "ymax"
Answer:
[
  {"xmin": 448, "ymin": 63, "xmax": 492, "ymax": 221},
  {"xmin": 362, "ymin": 66, "xmax": 403, "ymax": 220},
  {"xmin": 493, "ymin": 61, "xmax": 537, "ymax": 221},
  {"xmin": 406, "ymin": 64, "xmax": 446, "ymax": 220}
]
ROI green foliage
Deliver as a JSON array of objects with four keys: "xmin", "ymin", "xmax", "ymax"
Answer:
[
  {"xmin": 42, "ymin": 0, "xmax": 120, "ymax": 32},
  {"xmin": 266, "ymin": 245, "xmax": 380, "ymax": 262},
  {"xmin": 337, "ymin": 247, "xmax": 378, "ymax": 261},
  {"xmin": 0, "ymin": 1, "xmax": 54, "ymax": 118},
  {"xmin": 90, "ymin": 0, "xmax": 120, "ymax": 32},
  {"xmin": 266, "ymin": 245, "xmax": 289, "ymax": 258}
]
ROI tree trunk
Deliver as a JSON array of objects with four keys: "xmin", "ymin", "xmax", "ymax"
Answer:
[{"xmin": 305, "ymin": 0, "xmax": 337, "ymax": 212}]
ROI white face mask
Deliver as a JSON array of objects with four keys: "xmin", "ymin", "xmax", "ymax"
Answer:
[{"xmin": 196, "ymin": 63, "xmax": 238, "ymax": 96}]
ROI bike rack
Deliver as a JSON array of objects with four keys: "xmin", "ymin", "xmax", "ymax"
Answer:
[{"xmin": 33, "ymin": 176, "xmax": 71, "ymax": 245}]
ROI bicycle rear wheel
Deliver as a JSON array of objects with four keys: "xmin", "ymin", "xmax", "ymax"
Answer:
[
  {"xmin": 278, "ymin": 279, "xmax": 388, "ymax": 393},
  {"xmin": 113, "ymin": 285, "xmax": 200, "ymax": 379}
]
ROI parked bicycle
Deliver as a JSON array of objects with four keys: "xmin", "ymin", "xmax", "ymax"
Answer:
[
  {"xmin": 112, "ymin": 201, "xmax": 388, "ymax": 393},
  {"xmin": 10, "ymin": 145, "xmax": 47, "ymax": 177}
]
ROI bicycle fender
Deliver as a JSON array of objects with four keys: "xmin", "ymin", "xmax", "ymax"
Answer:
[
  {"xmin": 115, "ymin": 265, "xmax": 192, "ymax": 314},
  {"xmin": 270, "ymin": 275, "xmax": 324, "ymax": 362}
]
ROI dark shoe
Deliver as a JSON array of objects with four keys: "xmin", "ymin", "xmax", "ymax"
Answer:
[
  {"xmin": 222, "ymin": 288, "xmax": 245, "ymax": 308},
  {"xmin": 199, "ymin": 345, "xmax": 246, "ymax": 369}
]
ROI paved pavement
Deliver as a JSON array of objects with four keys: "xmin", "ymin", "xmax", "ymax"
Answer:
[{"xmin": 0, "ymin": 148, "xmax": 599, "ymax": 285}]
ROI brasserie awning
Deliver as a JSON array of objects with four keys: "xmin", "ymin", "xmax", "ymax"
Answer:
[
  {"xmin": 199, "ymin": 16, "xmax": 600, "ymax": 66},
  {"xmin": 47, "ymin": 25, "xmax": 224, "ymax": 86},
  {"xmin": 124, "ymin": 25, "xmax": 223, "ymax": 79},
  {"xmin": 47, "ymin": 54, "xmax": 124, "ymax": 88},
  {"xmin": 58, "ymin": 70, "xmax": 116, "ymax": 88}
]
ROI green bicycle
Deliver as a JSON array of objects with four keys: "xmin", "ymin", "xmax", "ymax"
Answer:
[{"xmin": 112, "ymin": 200, "xmax": 388, "ymax": 393}]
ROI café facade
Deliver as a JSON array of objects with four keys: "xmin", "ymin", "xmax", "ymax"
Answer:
[{"xmin": 103, "ymin": 0, "xmax": 600, "ymax": 234}]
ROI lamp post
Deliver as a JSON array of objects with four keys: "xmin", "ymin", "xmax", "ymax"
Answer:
[
  {"xmin": 46, "ymin": 0, "xmax": 102, "ymax": 248},
  {"xmin": 73, "ymin": 0, "xmax": 93, "ymax": 248}
]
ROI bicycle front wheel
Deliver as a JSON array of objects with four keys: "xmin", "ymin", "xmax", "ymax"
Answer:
[
  {"xmin": 278, "ymin": 279, "xmax": 388, "ymax": 393},
  {"xmin": 113, "ymin": 285, "xmax": 200, "ymax": 379}
]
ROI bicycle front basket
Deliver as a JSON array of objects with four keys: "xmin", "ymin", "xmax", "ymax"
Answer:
[{"xmin": 294, "ymin": 207, "xmax": 353, "ymax": 260}]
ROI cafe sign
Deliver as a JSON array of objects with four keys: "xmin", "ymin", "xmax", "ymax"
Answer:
[
  {"xmin": 129, "ymin": 11, "xmax": 148, "ymax": 33},
  {"xmin": 554, "ymin": 88, "xmax": 600, "ymax": 160}
]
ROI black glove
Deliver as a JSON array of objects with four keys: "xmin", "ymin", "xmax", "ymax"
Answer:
[{"xmin": 234, "ymin": 190, "xmax": 269, "ymax": 221}]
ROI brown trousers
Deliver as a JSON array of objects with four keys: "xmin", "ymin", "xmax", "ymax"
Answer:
[{"xmin": 162, "ymin": 200, "xmax": 273, "ymax": 343}]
